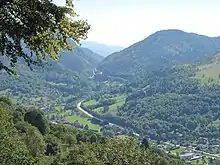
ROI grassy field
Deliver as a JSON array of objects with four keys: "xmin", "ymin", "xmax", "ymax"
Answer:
[
  {"xmin": 170, "ymin": 147, "xmax": 184, "ymax": 155},
  {"xmin": 65, "ymin": 115, "xmax": 101, "ymax": 131},
  {"xmin": 0, "ymin": 92, "xmax": 103, "ymax": 132},
  {"xmin": 93, "ymin": 107, "xmax": 104, "ymax": 114},
  {"xmin": 195, "ymin": 64, "xmax": 220, "ymax": 84},
  {"xmin": 192, "ymin": 158, "xmax": 208, "ymax": 165},
  {"xmin": 84, "ymin": 99, "xmax": 98, "ymax": 107},
  {"xmin": 92, "ymin": 94, "xmax": 126, "ymax": 116},
  {"xmin": 106, "ymin": 94, "xmax": 126, "ymax": 115},
  {"xmin": 46, "ymin": 103, "xmax": 103, "ymax": 132},
  {"xmin": 48, "ymin": 110, "xmax": 72, "ymax": 116},
  {"xmin": 10, "ymin": 97, "xmax": 18, "ymax": 104},
  {"xmin": 114, "ymin": 94, "xmax": 126, "ymax": 101},
  {"xmin": 109, "ymin": 101, "xmax": 124, "ymax": 111}
]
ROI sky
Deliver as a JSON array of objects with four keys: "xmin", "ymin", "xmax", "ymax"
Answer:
[{"xmin": 54, "ymin": 0, "xmax": 220, "ymax": 47}]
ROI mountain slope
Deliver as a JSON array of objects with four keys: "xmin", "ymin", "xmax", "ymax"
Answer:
[
  {"xmin": 98, "ymin": 30, "xmax": 220, "ymax": 76},
  {"xmin": 195, "ymin": 52, "xmax": 220, "ymax": 84},
  {"xmin": 117, "ymin": 56, "xmax": 220, "ymax": 141},
  {"xmin": 86, "ymin": 52, "xmax": 220, "ymax": 143},
  {"xmin": 0, "ymin": 100, "xmax": 186, "ymax": 165},
  {"xmin": 0, "ymin": 44, "xmax": 104, "ymax": 109},
  {"xmin": 59, "ymin": 47, "xmax": 104, "ymax": 72},
  {"xmin": 0, "ymin": 58, "xmax": 95, "ymax": 108},
  {"xmin": 92, "ymin": 60, "xmax": 220, "ymax": 141},
  {"xmin": 81, "ymin": 41, "xmax": 123, "ymax": 57}
]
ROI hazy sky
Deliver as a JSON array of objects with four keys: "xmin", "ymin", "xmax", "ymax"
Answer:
[{"xmin": 54, "ymin": 0, "xmax": 220, "ymax": 47}]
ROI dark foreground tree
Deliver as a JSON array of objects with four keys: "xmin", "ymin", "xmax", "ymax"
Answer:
[
  {"xmin": 140, "ymin": 138, "xmax": 150, "ymax": 149},
  {"xmin": 0, "ymin": 0, "xmax": 90, "ymax": 75},
  {"xmin": 24, "ymin": 108, "xmax": 49, "ymax": 135}
]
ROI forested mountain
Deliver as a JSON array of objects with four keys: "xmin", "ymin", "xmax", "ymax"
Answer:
[
  {"xmin": 0, "ymin": 97, "xmax": 186, "ymax": 165},
  {"xmin": 90, "ymin": 53, "xmax": 220, "ymax": 142},
  {"xmin": 2, "ymin": 29, "xmax": 220, "ymax": 144},
  {"xmin": 0, "ymin": 0, "xmax": 190, "ymax": 164},
  {"xmin": 0, "ymin": 45, "xmax": 103, "ymax": 107},
  {"xmin": 1, "ymin": 0, "xmax": 220, "ymax": 162},
  {"xmin": 0, "ymin": 58, "xmax": 95, "ymax": 108},
  {"xmin": 98, "ymin": 30, "xmax": 220, "ymax": 76},
  {"xmin": 81, "ymin": 41, "xmax": 123, "ymax": 57},
  {"xmin": 59, "ymin": 46, "xmax": 104, "ymax": 72},
  {"xmin": 118, "ymin": 70, "xmax": 220, "ymax": 141}
]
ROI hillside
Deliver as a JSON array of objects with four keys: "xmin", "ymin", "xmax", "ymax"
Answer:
[
  {"xmin": 81, "ymin": 41, "xmax": 123, "ymax": 57},
  {"xmin": 195, "ymin": 52, "xmax": 220, "ymax": 84},
  {"xmin": 98, "ymin": 30, "xmax": 220, "ymax": 77},
  {"xmin": 2, "ymin": 30, "xmax": 220, "ymax": 163},
  {"xmin": 84, "ymin": 53, "xmax": 220, "ymax": 145},
  {"xmin": 0, "ymin": 58, "xmax": 95, "ymax": 108},
  {"xmin": 0, "ymin": 98, "xmax": 186, "ymax": 165},
  {"xmin": 59, "ymin": 46, "xmax": 104, "ymax": 72},
  {"xmin": 89, "ymin": 67, "xmax": 220, "ymax": 142},
  {"xmin": 0, "ymin": 45, "xmax": 103, "ymax": 106}
]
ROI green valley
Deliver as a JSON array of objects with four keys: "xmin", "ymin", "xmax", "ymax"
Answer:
[
  {"xmin": 65, "ymin": 115, "xmax": 101, "ymax": 131},
  {"xmin": 2, "ymin": 0, "xmax": 220, "ymax": 164},
  {"xmin": 83, "ymin": 94, "xmax": 126, "ymax": 116}
]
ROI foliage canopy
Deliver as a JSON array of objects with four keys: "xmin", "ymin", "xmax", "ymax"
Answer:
[{"xmin": 0, "ymin": 0, "xmax": 90, "ymax": 74}]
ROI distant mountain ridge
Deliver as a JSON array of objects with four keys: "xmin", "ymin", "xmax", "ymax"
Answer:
[
  {"xmin": 98, "ymin": 29, "xmax": 220, "ymax": 77},
  {"xmin": 81, "ymin": 41, "xmax": 123, "ymax": 57},
  {"xmin": 59, "ymin": 46, "xmax": 104, "ymax": 72}
]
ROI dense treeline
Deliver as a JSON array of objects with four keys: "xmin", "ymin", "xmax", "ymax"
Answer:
[
  {"xmin": 90, "ymin": 64, "xmax": 220, "ymax": 142},
  {"xmin": 117, "ymin": 66, "xmax": 220, "ymax": 141},
  {"xmin": 0, "ymin": 97, "xmax": 185, "ymax": 164},
  {"xmin": 94, "ymin": 30, "xmax": 220, "ymax": 143},
  {"xmin": 0, "ymin": 60, "xmax": 95, "ymax": 107}
]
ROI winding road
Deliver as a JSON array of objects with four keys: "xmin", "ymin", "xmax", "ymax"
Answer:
[
  {"xmin": 77, "ymin": 101, "xmax": 140, "ymax": 136},
  {"xmin": 77, "ymin": 102, "xmax": 94, "ymax": 118},
  {"xmin": 77, "ymin": 101, "xmax": 119, "ymax": 127},
  {"xmin": 76, "ymin": 102, "xmax": 220, "ymax": 157}
]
